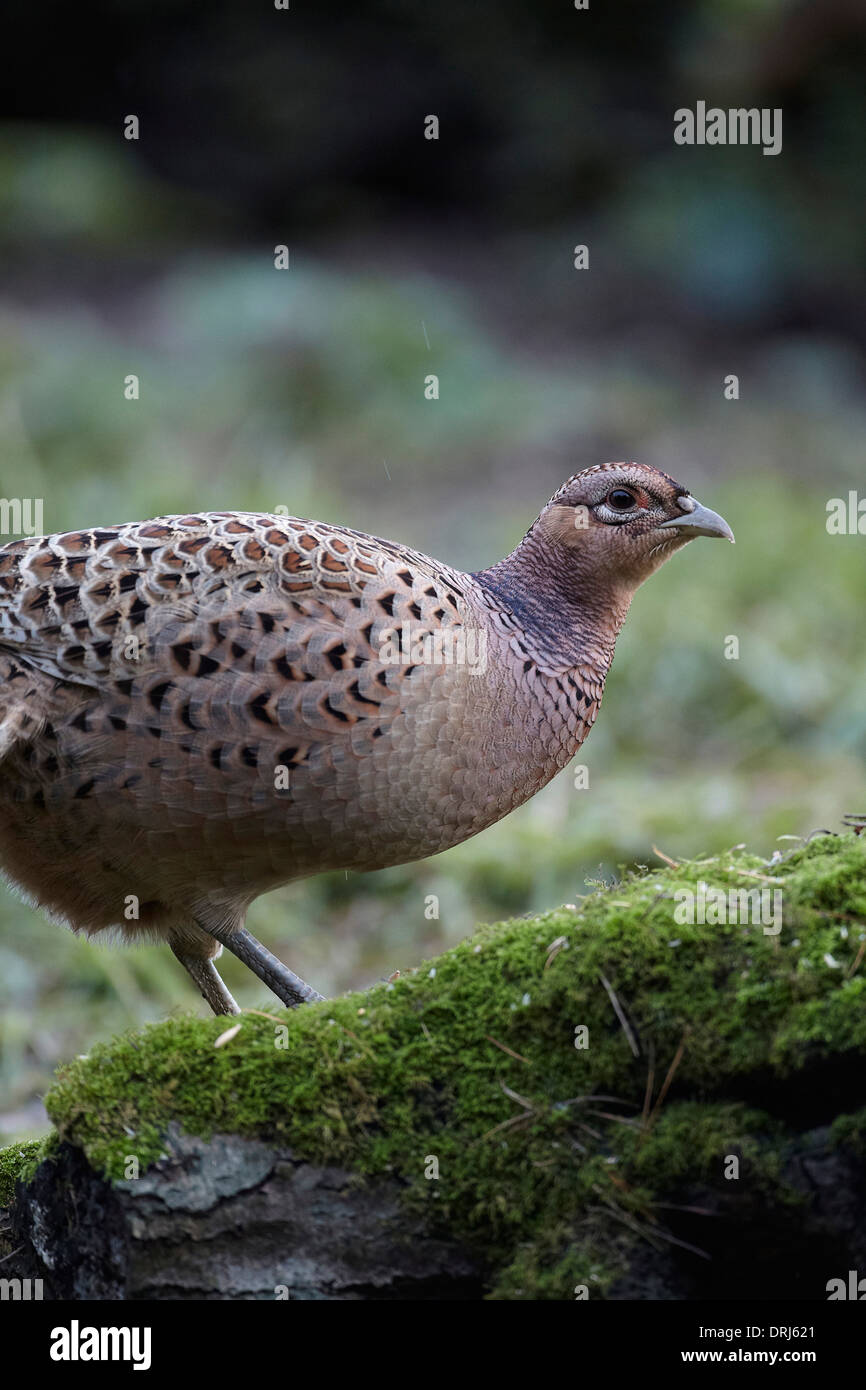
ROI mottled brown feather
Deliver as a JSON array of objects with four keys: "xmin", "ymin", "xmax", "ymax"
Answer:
[{"xmin": 0, "ymin": 464, "xmax": 718, "ymax": 963}]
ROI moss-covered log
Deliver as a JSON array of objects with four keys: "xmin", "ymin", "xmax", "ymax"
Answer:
[{"xmin": 2, "ymin": 833, "xmax": 865, "ymax": 1299}]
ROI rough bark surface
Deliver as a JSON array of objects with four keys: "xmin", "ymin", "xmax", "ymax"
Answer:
[
  {"xmin": 6, "ymin": 1129, "xmax": 483, "ymax": 1300},
  {"xmin": 4, "ymin": 1118, "xmax": 865, "ymax": 1301}
]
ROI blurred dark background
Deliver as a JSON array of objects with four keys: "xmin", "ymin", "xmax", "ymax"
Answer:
[{"xmin": 1, "ymin": 0, "xmax": 864, "ymax": 1139}]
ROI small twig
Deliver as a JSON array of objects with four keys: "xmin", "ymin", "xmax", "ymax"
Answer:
[
  {"xmin": 499, "ymin": 1080, "xmax": 534, "ymax": 1110},
  {"xmin": 730, "ymin": 867, "xmax": 785, "ymax": 884},
  {"xmin": 557, "ymin": 1093, "xmax": 634, "ymax": 1109},
  {"xmin": 599, "ymin": 973, "xmax": 640, "ymax": 1058},
  {"xmin": 576, "ymin": 1121, "xmax": 603, "ymax": 1141},
  {"xmin": 815, "ymin": 909, "xmax": 866, "ymax": 927},
  {"xmin": 652, "ymin": 1202, "xmax": 718, "ymax": 1218},
  {"xmin": 485, "ymin": 1034, "xmax": 530, "ymax": 1065},
  {"xmin": 640, "ymin": 1029, "xmax": 689, "ymax": 1145},
  {"xmin": 592, "ymin": 1188, "xmax": 710, "ymax": 1260},
  {"xmin": 646, "ymin": 1226, "xmax": 711, "ymax": 1261},
  {"xmin": 847, "ymin": 940, "xmax": 866, "ymax": 979},
  {"xmin": 545, "ymin": 936, "xmax": 569, "ymax": 969},
  {"xmin": 641, "ymin": 1037, "xmax": 656, "ymax": 1128},
  {"xmin": 646, "ymin": 1029, "xmax": 690, "ymax": 1130},
  {"xmin": 585, "ymin": 1108, "xmax": 641, "ymax": 1128},
  {"xmin": 641, "ymin": 1221, "xmax": 711, "ymax": 1261},
  {"xmin": 480, "ymin": 1112, "xmax": 532, "ymax": 1142},
  {"xmin": 652, "ymin": 845, "xmax": 679, "ymax": 868},
  {"xmin": 590, "ymin": 1189, "xmax": 662, "ymax": 1247},
  {"xmin": 478, "ymin": 1076, "xmax": 542, "ymax": 1143}
]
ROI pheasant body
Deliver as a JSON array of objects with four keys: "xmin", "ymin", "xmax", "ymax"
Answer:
[{"xmin": 0, "ymin": 463, "xmax": 733, "ymax": 1008}]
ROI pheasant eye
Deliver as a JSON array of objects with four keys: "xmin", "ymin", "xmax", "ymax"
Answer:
[{"xmin": 607, "ymin": 488, "xmax": 636, "ymax": 511}]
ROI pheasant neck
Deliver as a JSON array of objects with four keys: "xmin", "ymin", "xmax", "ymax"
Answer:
[{"xmin": 474, "ymin": 531, "xmax": 633, "ymax": 676}]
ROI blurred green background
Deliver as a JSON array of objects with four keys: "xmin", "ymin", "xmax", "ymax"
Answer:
[{"xmin": 0, "ymin": 0, "xmax": 864, "ymax": 1141}]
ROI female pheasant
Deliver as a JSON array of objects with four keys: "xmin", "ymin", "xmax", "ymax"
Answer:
[{"xmin": 0, "ymin": 463, "xmax": 732, "ymax": 1013}]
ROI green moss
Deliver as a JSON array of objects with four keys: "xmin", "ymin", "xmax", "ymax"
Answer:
[
  {"xmin": 0, "ymin": 1134, "xmax": 58, "ymax": 1207},
  {"xmin": 830, "ymin": 1106, "xmax": 866, "ymax": 1156},
  {"xmin": 5, "ymin": 832, "xmax": 865, "ymax": 1296}
]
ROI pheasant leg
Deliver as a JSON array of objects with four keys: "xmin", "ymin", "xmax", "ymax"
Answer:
[
  {"xmin": 170, "ymin": 943, "xmax": 241, "ymax": 1016},
  {"xmin": 203, "ymin": 924, "xmax": 325, "ymax": 1009}
]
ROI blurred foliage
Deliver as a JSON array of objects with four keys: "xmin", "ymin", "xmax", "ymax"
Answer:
[{"xmin": 0, "ymin": 0, "xmax": 864, "ymax": 1140}]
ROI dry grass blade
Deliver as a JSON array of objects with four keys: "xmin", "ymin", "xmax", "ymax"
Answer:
[
  {"xmin": 731, "ymin": 867, "xmax": 784, "ymax": 884},
  {"xmin": 641, "ymin": 1224, "xmax": 711, "ymax": 1261},
  {"xmin": 644, "ymin": 1028, "xmax": 690, "ymax": 1134},
  {"xmin": 585, "ymin": 1108, "xmax": 641, "ymax": 1127},
  {"xmin": 599, "ymin": 972, "xmax": 640, "ymax": 1058},
  {"xmin": 653, "ymin": 1202, "xmax": 718, "ymax": 1217},
  {"xmin": 545, "ymin": 935, "xmax": 569, "ymax": 969},
  {"xmin": 815, "ymin": 909, "xmax": 866, "ymax": 925},
  {"xmin": 480, "ymin": 1112, "xmax": 532, "ymax": 1142},
  {"xmin": 592, "ymin": 1186, "xmax": 711, "ymax": 1261},
  {"xmin": 642, "ymin": 1037, "xmax": 656, "ymax": 1127},
  {"xmin": 477, "ymin": 1077, "xmax": 539, "ymax": 1142},
  {"xmin": 557, "ymin": 1093, "xmax": 634, "ymax": 1108},
  {"xmin": 485, "ymin": 1034, "xmax": 530, "ymax": 1064},
  {"xmin": 846, "ymin": 939, "xmax": 866, "ymax": 979},
  {"xmin": 576, "ymin": 1121, "xmax": 603, "ymax": 1141},
  {"xmin": 213, "ymin": 1023, "xmax": 242, "ymax": 1048},
  {"xmin": 499, "ymin": 1079, "xmax": 534, "ymax": 1110},
  {"xmin": 652, "ymin": 845, "xmax": 680, "ymax": 868},
  {"xmin": 590, "ymin": 1187, "xmax": 662, "ymax": 1247}
]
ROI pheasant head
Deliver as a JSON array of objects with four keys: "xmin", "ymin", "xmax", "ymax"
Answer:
[{"xmin": 477, "ymin": 461, "xmax": 734, "ymax": 668}]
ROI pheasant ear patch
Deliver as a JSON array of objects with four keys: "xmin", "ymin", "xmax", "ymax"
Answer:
[{"xmin": 537, "ymin": 504, "xmax": 599, "ymax": 545}]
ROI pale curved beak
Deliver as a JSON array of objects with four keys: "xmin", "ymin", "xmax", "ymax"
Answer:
[{"xmin": 657, "ymin": 499, "xmax": 735, "ymax": 543}]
